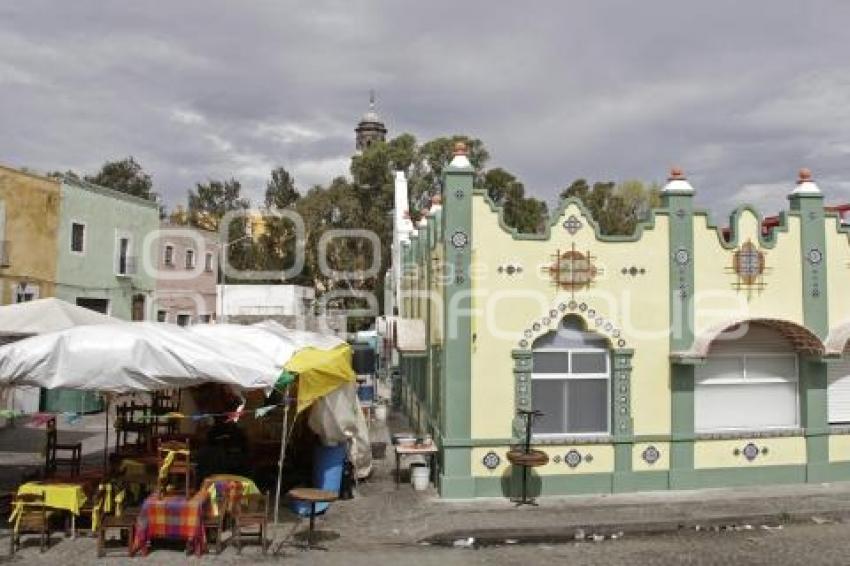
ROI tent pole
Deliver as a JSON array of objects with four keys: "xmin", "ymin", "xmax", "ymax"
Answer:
[
  {"xmin": 103, "ymin": 395, "xmax": 109, "ymax": 475},
  {"xmin": 274, "ymin": 385, "xmax": 291, "ymax": 525}
]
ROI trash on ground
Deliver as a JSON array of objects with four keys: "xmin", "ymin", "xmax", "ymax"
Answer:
[{"xmin": 452, "ymin": 537, "xmax": 475, "ymax": 548}]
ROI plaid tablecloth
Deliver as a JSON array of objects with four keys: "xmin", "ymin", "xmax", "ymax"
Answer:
[{"xmin": 130, "ymin": 492, "xmax": 209, "ymax": 556}]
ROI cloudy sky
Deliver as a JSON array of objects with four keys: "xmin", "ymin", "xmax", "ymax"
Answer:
[{"xmin": 2, "ymin": 1, "xmax": 849, "ymax": 218}]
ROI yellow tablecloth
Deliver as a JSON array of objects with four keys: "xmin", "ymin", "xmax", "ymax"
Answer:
[{"xmin": 9, "ymin": 481, "xmax": 87, "ymax": 530}]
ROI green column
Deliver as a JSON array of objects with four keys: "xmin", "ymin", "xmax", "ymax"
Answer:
[
  {"xmin": 789, "ymin": 177, "xmax": 829, "ymax": 481},
  {"xmin": 612, "ymin": 350, "xmax": 635, "ymax": 491},
  {"xmin": 662, "ymin": 172, "xmax": 696, "ymax": 488},
  {"xmin": 439, "ymin": 146, "xmax": 476, "ymax": 498}
]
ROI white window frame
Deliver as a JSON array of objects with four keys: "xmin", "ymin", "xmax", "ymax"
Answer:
[
  {"xmin": 163, "ymin": 244, "xmax": 175, "ymax": 267},
  {"xmin": 115, "ymin": 231, "xmax": 133, "ymax": 276},
  {"xmin": 695, "ymin": 353, "xmax": 799, "ymax": 433},
  {"xmin": 532, "ymin": 346, "xmax": 611, "ymax": 438},
  {"xmin": 204, "ymin": 252, "xmax": 214, "ymax": 272},
  {"xmin": 185, "ymin": 248, "xmax": 196, "ymax": 269},
  {"xmin": 70, "ymin": 220, "xmax": 87, "ymax": 255}
]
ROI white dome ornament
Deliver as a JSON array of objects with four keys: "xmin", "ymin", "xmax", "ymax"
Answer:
[
  {"xmin": 791, "ymin": 168, "xmax": 821, "ymax": 196},
  {"xmin": 661, "ymin": 167, "xmax": 695, "ymax": 195}
]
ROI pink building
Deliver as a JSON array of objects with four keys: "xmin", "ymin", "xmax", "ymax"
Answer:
[{"xmin": 153, "ymin": 222, "xmax": 219, "ymax": 325}]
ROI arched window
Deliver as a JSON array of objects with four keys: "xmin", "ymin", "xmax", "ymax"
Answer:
[
  {"xmin": 531, "ymin": 315, "xmax": 610, "ymax": 436},
  {"xmin": 696, "ymin": 323, "xmax": 798, "ymax": 432}
]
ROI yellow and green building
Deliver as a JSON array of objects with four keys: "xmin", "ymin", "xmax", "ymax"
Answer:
[{"xmin": 395, "ymin": 146, "xmax": 850, "ymax": 499}]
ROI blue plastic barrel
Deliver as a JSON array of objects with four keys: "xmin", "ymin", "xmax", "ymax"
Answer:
[
  {"xmin": 290, "ymin": 443, "xmax": 346, "ymax": 516},
  {"xmin": 357, "ymin": 384, "xmax": 375, "ymax": 403}
]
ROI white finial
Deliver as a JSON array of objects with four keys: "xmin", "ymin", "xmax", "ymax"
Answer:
[
  {"xmin": 449, "ymin": 141, "xmax": 472, "ymax": 169},
  {"xmin": 661, "ymin": 166, "xmax": 694, "ymax": 194},
  {"xmin": 791, "ymin": 168, "xmax": 821, "ymax": 195},
  {"xmin": 369, "ymin": 89, "xmax": 376, "ymax": 110}
]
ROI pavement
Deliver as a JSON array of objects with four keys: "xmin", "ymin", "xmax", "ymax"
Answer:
[{"xmin": 4, "ymin": 410, "xmax": 850, "ymax": 563}]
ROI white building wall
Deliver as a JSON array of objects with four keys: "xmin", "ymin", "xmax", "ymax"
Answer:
[{"xmin": 216, "ymin": 284, "xmax": 315, "ymax": 317}]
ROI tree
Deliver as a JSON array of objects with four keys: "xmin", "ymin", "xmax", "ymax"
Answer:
[
  {"xmin": 187, "ymin": 178, "xmax": 249, "ymax": 231},
  {"xmin": 85, "ymin": 157, "xmax": 155, "ymax": 200},
  {"xmin": 561, "ymin": 179, "xmax": 661, "ymax": 236},
  {"xmin": 265, "ymin": 166, "xmax": 300, "ymax": 209}
]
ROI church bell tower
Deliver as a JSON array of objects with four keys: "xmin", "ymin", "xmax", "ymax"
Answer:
[{"xmin": 355, "ymin": 91, "xmax": 387, "ymax": 152}]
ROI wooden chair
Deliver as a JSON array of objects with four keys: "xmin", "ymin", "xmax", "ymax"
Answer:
[
  {"xmin": 231, "ymin": 489, "xmax": 269, "ymax": 554},
  {"xmin": 45, "ymin": 417, "xmax": 82, "ymax": 478},
  {"xmin": 95, "ymin": 482, "xmax": 139, "ymax": 558},
  {"xmin": 115, "ymin": 402, "xmax": 150, "ymax": 455},
  {"xmin": 156, "ymin": 439, "xmax": 192, "ymax": 497},
  {"xmin": 9, "ymin": 491, "xmax": 51, "ymax": 555},
  {"xmin": 201, "ymin": 480, "xmax": 229, "ymax": 554}
]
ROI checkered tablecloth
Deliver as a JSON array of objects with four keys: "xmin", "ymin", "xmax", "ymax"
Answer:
[{"xmin": 130, "ymin": 492, "xmax": 208, "ymax": 556}]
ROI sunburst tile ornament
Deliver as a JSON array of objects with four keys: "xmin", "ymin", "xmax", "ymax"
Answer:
[
  {"xmin": 542, "ymin": 243, "xmax": 602, "ymax": 298},
  {"xmin": 727, "ymin": 239, "xmax": 769, "ymax": 298}
]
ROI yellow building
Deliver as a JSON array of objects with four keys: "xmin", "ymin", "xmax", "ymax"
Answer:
[
  {"xmin": 397, "ymin": 147, "xmax": 850, "ymax": 499},
  {"xmin": 0, "ymin": 166, "xmax": 60, "ymax": 305}
]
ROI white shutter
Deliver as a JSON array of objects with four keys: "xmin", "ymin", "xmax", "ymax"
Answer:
[{"xmin": 828, "ymin": 354, "xmax": 850, "ymax": 424}]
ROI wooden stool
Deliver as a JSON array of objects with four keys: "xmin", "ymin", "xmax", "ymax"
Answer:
[{"xmin": 287, "ymin": 488, "xmax": 338, "ymax": 550}]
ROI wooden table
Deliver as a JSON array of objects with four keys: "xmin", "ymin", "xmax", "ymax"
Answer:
[
  {"xmin": 394, "ymin": 443, "xmax": 438, "ymax": 489},
  {"xmin": 287, "ymin": 488, "xmax": 338, "ymax": 550}
]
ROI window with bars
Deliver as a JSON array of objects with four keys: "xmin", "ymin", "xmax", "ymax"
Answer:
[
  {"xmin": 185, "ymin": 249, "xmax": 196, "ymax": 269},
  {"xmin": 71, "ymin": 222, "xmax": 85, "ymax": 253}
]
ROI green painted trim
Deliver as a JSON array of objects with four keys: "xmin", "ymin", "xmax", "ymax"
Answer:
[
  {"xmin": 665, "ymin": 193, "xmax": 695, "ymax": 352},
  {"xmin": 697, "ymin": 205, "xmax": 791, "ymax": 250},
  {"xmin": 440, "ymin": 162, "xmax": 474, "ymax": 444},
  {"xmin": 439, "ymin": 446, "xmax": 475, "ymax": 498},
  {"xmin": 674, "ymin": 465, "xmax": 806, "ymax": 489},
  {"xmin": 612, "ymin": 350, "xmax": 634, "ymax": 440},
  {"xmin": 789, "ymin": 193, "xmax": 829, "ymax": 339},
  {"xmin": 471, "ymin": 191, "xmax": 666, "ymax": 242},
  {"xmin": 670, "ymin": 364, "xmax": 695, "ymax": 484}
]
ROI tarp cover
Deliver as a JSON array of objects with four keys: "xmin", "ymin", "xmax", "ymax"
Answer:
[
  {"xmin": 285, "ymin": 345, "xmax": 356, "ymax": 413},
  {"xmin": 0, "ymin": 297, "xmax": 120, "ymax": 335},
  {"xmin": 307, "ymin": 382, "xmax": 372, "ymax": 477},
  {"xmin": 0, "ymin": 323, "xmax": 280, "ymax": 393}
]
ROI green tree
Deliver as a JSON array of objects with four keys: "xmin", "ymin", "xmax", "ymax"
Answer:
[
  {"xmin": 265, "ymin": 166, "xmax": 300, "ymax": 209},
  {"xmin": 187, "ymin": 178, "xmax": 252, "ymax": 277},
  {"xmin": 85, "ymin": 157, "xmax": 155, "ymax": 200},
  {"xmin": 560, "ymin": 179, "xmax": 661, "ymax": 235}
]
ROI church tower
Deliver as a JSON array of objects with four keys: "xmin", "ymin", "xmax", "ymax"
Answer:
[{"xmin": 355, "ymin": 91, "xmax": 387, "ymax": 152}]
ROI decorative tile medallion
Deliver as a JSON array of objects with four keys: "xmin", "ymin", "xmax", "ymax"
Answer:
[
  {"xmin": 728, "ymin": 239, "xmax": 769, "ymax": 297},
  {"xmin": 455, "ymin": 189, "xmax": 465, "ymax": 199},
  {"xmin": 564, "ymin": 449, "xmax": 582, "ymax": 468},
  {"xmin": 742, "ymin": 442, "xmax": 760, "ymax": 461},
  {"xmin": 563, "ymin": 215, "xmax": 583, "ymax": 235},
  {"xmin": 542, "ymin": 244, "xmax": 602, "ymax": 295},
  {"xmin": 674, "ymin": 248, "xmax": 690, "ymax": 266},
  {"xmin": 552, "ymin": 455, "xmax": 561, "ymax": 464},
  {"xmin": 482, "ymin": 451, "xmax": 501, "ymax": 470},
  {"xmin": 642, "ymin": 445, "xmax": 660, "ymax": 465},
  {"xmin": 807, "ymin": 248, "xmax": 823, "ymax": 265},
  {"xmin": 451, "ymin": 230, "xmax": 469, "ymax": 249}
]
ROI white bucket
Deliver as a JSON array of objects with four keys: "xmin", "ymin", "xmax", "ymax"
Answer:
[
  {"xmin": 411, "ymin": 464, "xmax": 430, "ymax": 491},
  {"xmin": 374, "ymin": 404, "xmax": 387, "ymax": 421}
]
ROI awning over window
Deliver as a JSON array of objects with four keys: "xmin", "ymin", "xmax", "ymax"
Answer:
[
  {"xmin": 395, "ymin": 318, "xmax": 426, "ymax": 354},
  {"xmin": 671, "ymin": 317, "xmax": 826, "ymax": 363},
  {"xmin": 826, "ymin": 321, "xmax": 850, "ymax": 356}
]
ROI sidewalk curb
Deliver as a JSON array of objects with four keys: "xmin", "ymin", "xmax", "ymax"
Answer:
[{"xmin": 422, "ymin": 508, "xmax": 850, "ymax": 547}]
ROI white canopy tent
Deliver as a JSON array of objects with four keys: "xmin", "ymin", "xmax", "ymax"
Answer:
[
  {"xmin": 0, "ymin": 297, "xmax": 123, "ymax": 415},
  {"xmin": 0, "ymin": 297, "xmax": 120, "ymax": 337},
  {"xmin": 0, "ymin": 322, "xmax": 280, "ymax": 393}
]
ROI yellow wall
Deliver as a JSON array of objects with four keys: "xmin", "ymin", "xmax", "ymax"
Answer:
[
  {"xmin": 691, "ymin": 211, "xmax": 804, "ymax": 334},
  {"xmin": 829, "ymin": 435, "xmax": 850, "ymax": 462},
  {"xmin": 0, "ymin": 166, "xmax": 60, "ymax": 304},
  {"xmin": 470, "ymin": 199, "xmax": 671, "ymax": 439},
  {"xmin": 826, "ymin": 221, "xmax": 850, "ymax": 327},
  {"xmin": 694, "ymin": 437, "xmax": 806, "ymax": 468}
]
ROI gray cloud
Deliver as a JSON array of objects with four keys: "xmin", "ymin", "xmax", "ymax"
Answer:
[{"xmin": 1, "ymin": 1, "xmax": 849, "ymax": 220}]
